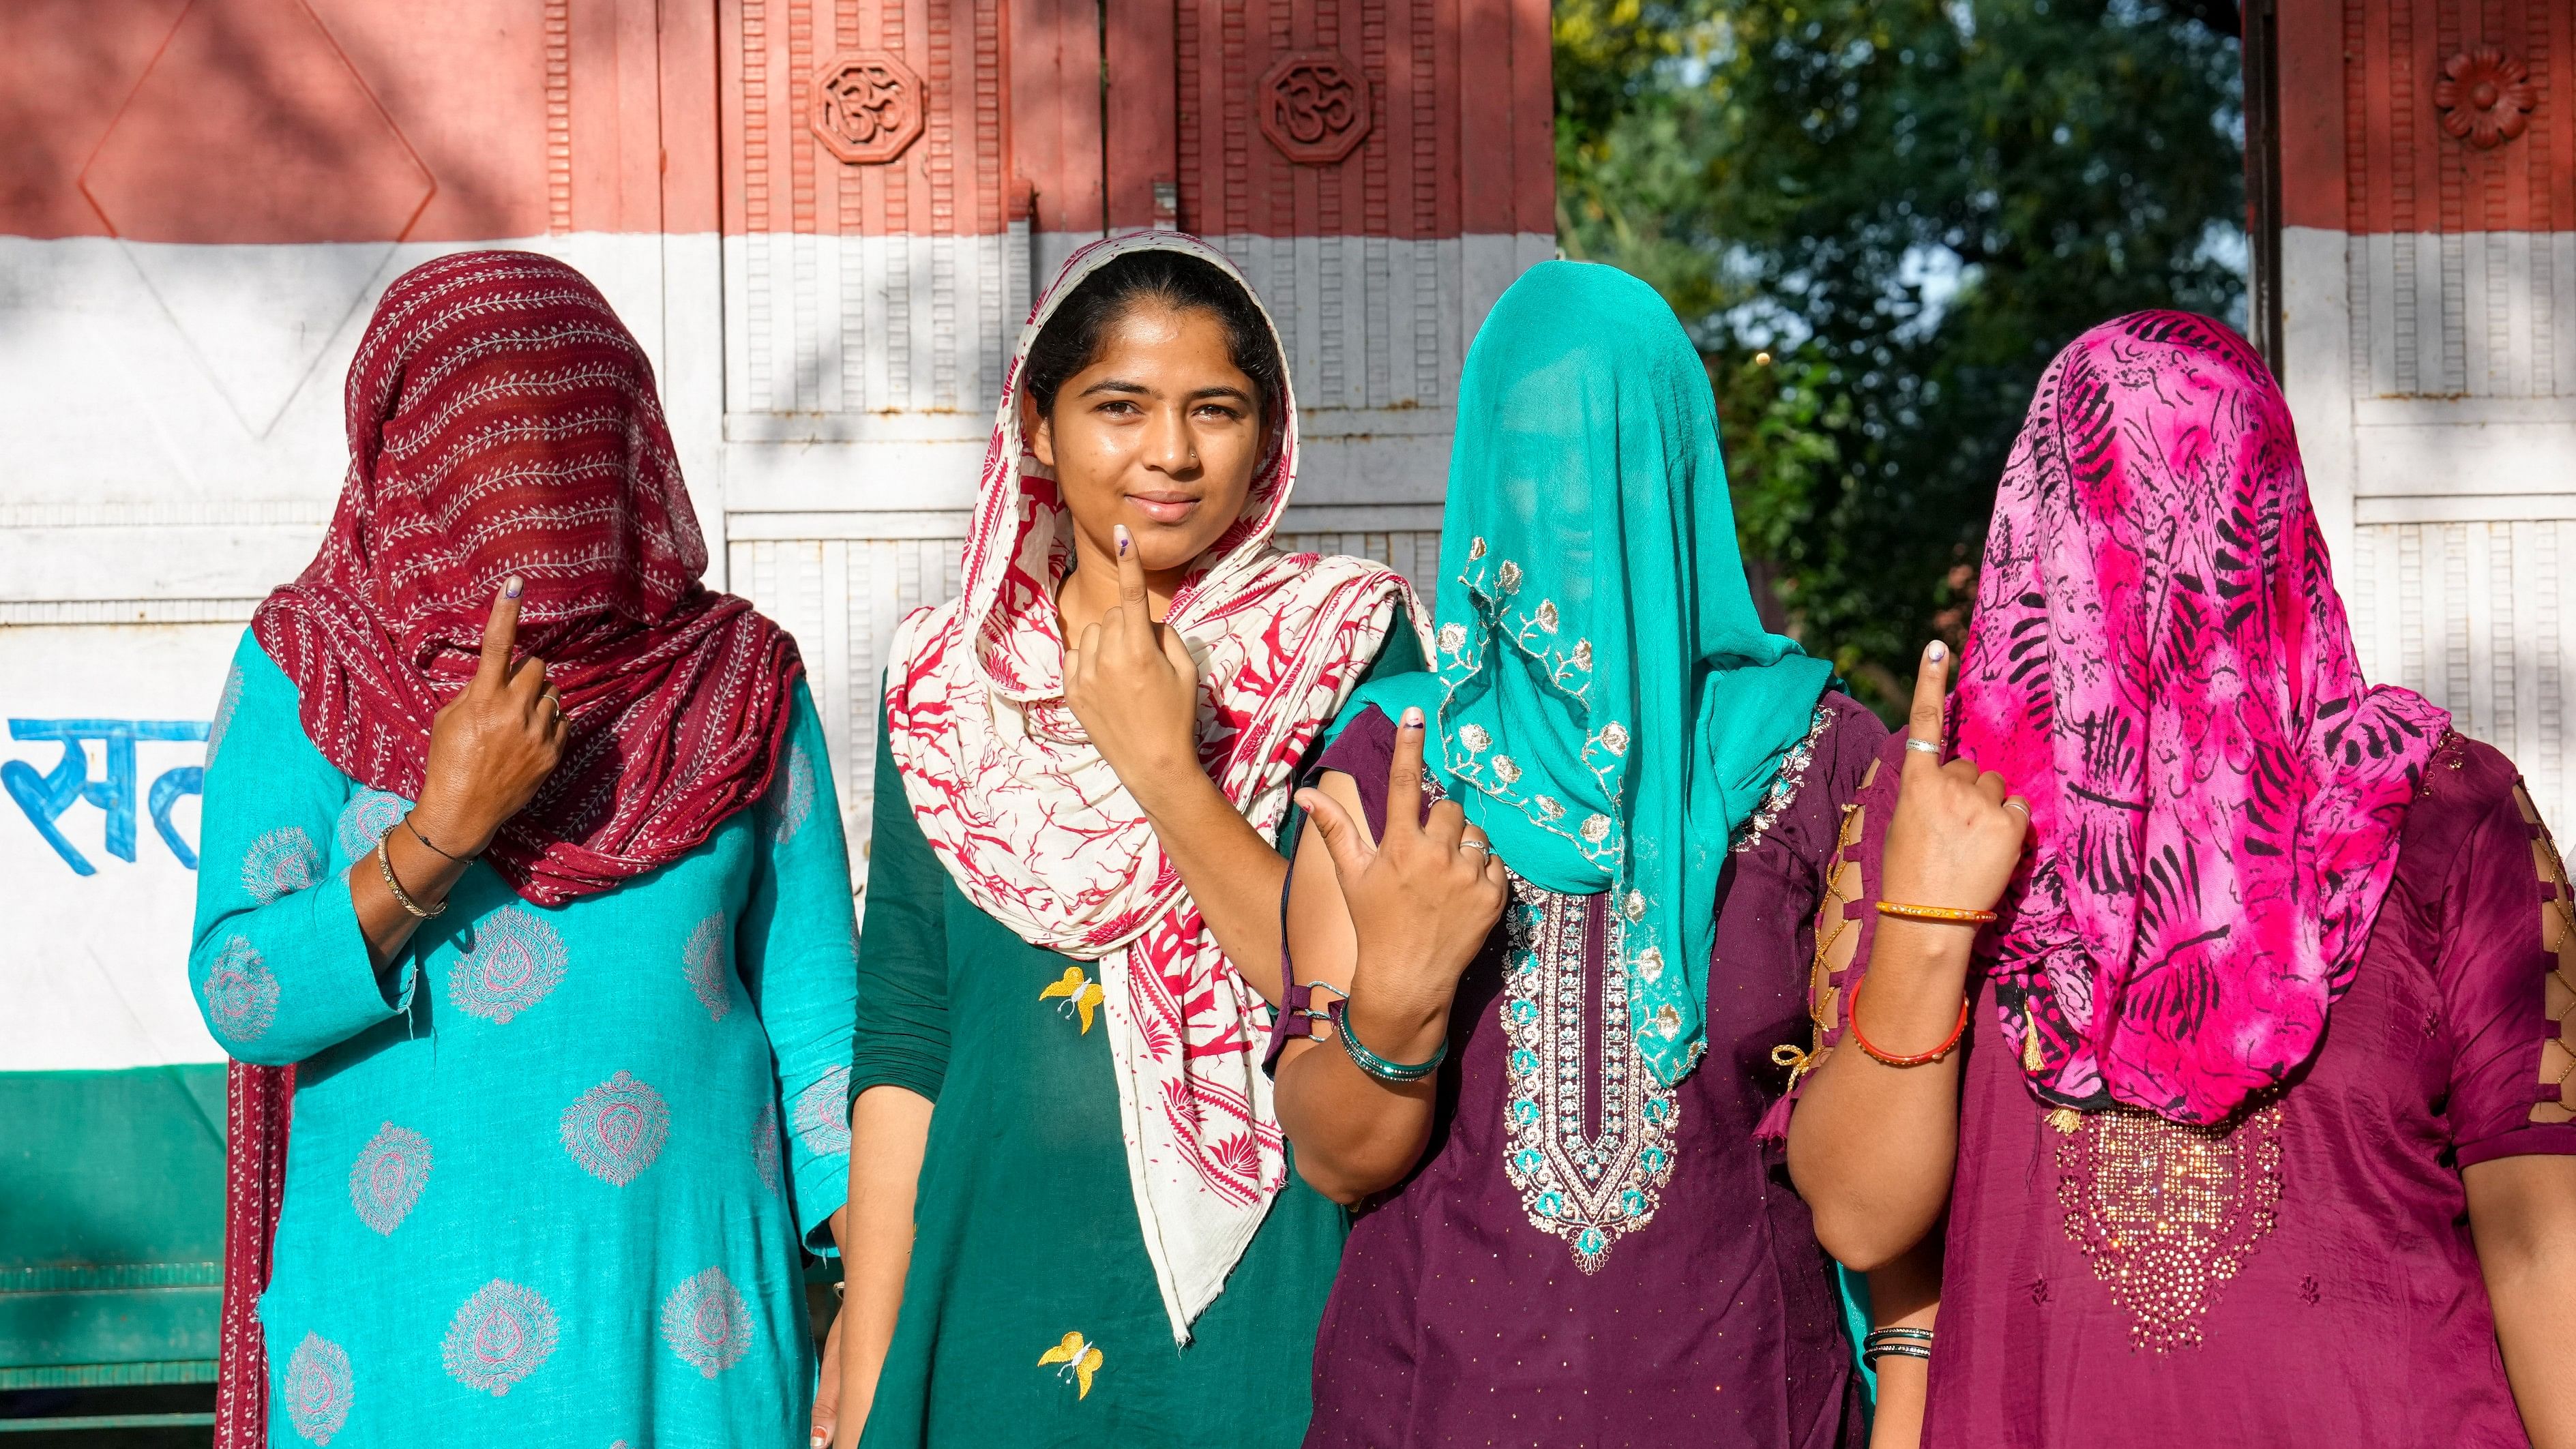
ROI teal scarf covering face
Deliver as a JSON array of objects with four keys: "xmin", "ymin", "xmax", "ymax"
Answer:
[{"xmin": 1348, "ymin": 261, "xmax": 1833, "ymax": 1086}]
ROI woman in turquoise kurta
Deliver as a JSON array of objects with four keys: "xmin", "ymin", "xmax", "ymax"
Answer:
[
  {"xmin": 838, "ymin": 235, "xmax": 1421, "ymax": 1446},
  {"xmin": 190, "ymin": 252, "xmax": 855, "ymax": 1448}
]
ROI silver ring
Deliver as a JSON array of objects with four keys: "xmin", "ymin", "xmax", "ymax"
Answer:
[
  {"xmin": 2002, "ymin": 798, "xmax": 2030, "ymax": 815},
  {"xmin": 1460, "ymin": 839, "xmax": 1492, "ymax": 857},
  {"xmin": 1904, "ymin": 738, "xmax": 1942, "ymax": 754}
]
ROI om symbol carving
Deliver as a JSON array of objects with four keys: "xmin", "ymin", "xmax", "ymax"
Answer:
[
  {"xmin": 1258, "ymin": 51, "xmax": 1372, "ymax": 166},
  {"xmin": 812, "ymin": 51, "xmax": 924, "ymax": 164}
]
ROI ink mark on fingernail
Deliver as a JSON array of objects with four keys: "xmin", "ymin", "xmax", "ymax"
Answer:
[
  {"xmin": 505, "ymin": 576, "xmax": 523, "ymax": 599},
  {"xmin": 1926, "ymin": 640, "xmax": 1946, "ymax": 662}
]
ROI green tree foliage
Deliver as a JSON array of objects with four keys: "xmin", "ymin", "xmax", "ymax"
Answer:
[{"xmin": 1557, "ymin": 0, "xmax": 2245, "ymax": 710}]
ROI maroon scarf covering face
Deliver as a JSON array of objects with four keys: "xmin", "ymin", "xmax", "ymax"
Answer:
[
  {"xmin": 252, "ymin": 249, "xmax": 802, "ymax": 903},
  {"xmin": 218, "ymin": 252, "xmax": 801, "ymax": 1446}
]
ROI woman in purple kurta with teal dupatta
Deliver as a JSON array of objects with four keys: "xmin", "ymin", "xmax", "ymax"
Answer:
[
  {"xmin": 1786, "ymin": 312, "xmax": 2576, "ymax": 1447},
  {"xmin": 1270, "ymin": 262, "xmax": 1882, "ymax": 1448}
]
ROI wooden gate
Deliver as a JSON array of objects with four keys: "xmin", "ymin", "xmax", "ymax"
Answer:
[{"xmin": 715, "ymin": 0, "xmax": 1554, "ymax": 866}]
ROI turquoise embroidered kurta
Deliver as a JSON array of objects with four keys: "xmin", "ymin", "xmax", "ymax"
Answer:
[{"xmin": 188, "ymin": 632, "xmax": 857, "ymax": 1448}]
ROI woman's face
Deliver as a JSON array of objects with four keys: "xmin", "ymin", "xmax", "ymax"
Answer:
[{"xmin": 1026, "ymin": 302, "xmax": 1265, "ymax": 577}]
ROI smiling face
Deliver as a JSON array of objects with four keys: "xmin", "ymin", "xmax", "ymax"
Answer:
[{"xmin": 1025, "ymin": 301, "xmax": 1267, "ymax": 580}]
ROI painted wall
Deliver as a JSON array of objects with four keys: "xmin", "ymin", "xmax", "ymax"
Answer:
[
  {"xmin": 0, "ymin": 0, "xmax": 1552, "ymax": 1382},
  {"xmin": 0, "ymin": 0, "xmax": 1553, "ymax": 1047},
  {"xmin": 2277, "ymin": 0, "xmax": 2576, "ymax": 832}
]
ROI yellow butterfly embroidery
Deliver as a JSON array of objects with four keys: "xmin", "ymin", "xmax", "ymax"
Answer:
[
  {"xmin": 1039, "ymin": 967, "xmax": 1106, "ymax": 1034},
  {"xmin": 1037, "ymin": 1330, "xmax": 1104, "ymax": 1399}
]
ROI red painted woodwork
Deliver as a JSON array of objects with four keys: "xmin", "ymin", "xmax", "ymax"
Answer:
[
  {"xmin": 2279, "ymin": 0, "xmax": 2572, "ymax": 235},
  {"xmin": 1, "ymin": 0, "xmax": 1550, "ymax": 246},
  {"xmin": 1, "ymin": 0, "xmax": 702, "ymax": 242}
]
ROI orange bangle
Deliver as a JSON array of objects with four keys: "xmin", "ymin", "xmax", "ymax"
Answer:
[
  {"xmin": 1846, "ymin": 974, "xmax": 1969, "ymax": 1067},
  {"xmin": 1876, "ymin": 900, "xmax": 1997, "ymax": 925}
]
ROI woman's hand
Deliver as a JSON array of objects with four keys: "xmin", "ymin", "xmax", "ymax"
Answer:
[
  {"xmin": 1294, "ymin": 708, "xmax": 1509, "ymax": 1045},
  {"xmin": 1878, "ymin": 640, "xmax": 2028, "ymax": 915},
  {"xmin": 409, "ymin": 578, "xmax": 567, "ymax": 857},
  {"xmin": 1063, "ymin": 524, "xmax": 1202, "ymax": 794}
]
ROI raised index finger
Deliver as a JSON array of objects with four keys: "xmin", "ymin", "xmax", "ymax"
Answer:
[
  {"xmin": 479, "ymin": 576, "xmax": 524, "ymax": 685},
  {"xmin": 1385, "ymin": 706, "xmax": 1430, "ymax": 839},
  {"xmin": 1905, "ymin": 639, "xmax": 1951, "ymax": 772},
  {"xmin": 1113, "ymin": 524, "xmax": 1149, "ymax": 611}
]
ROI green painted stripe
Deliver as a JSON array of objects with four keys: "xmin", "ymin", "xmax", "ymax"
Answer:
[
  {"xmin": 0, "ymin": 1411, "xmax": 218, "ymax": 1431},
  {"xmin": 0, "ymin": 1067, "xmax": 226, "ymax": 1379},
  {"xmin": 0, "ymin": 1358, "xmax": 216, "ymax": 1390},
  {"xmin": 0, "ymin": 1264, "xmax": 222, "ymax": 1294}
]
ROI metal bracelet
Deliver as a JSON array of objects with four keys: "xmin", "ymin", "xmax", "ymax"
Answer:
[
  {"xmin": 376, "ymin": 841, "xmax": 447, "ymax": 919},
  {"xmin": 1331, "ymin": 998, "xmax": 1447, "ymax": 1083},
  {"xmin": 1861, "ymin": 1326, "xmax": 1935, "ymax": 1367}
]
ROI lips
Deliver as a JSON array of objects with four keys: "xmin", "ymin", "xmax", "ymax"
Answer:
[{"xmin": 1128, "ymin": 492, "xmax": 1202, "ymax": 525}]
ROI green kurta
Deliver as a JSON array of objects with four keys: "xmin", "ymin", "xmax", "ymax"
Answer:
[{"xmin": 852, "ymin": 618, "xmax": 1420, "ymax": 1449}]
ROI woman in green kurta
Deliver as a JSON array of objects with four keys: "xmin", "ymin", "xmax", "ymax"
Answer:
[
  {"xmin": 191, "ymin": 252, "xmax": 854, "ymax": 1449},
  {"xmin": 837, "ymin": 235, "xmax": 1422, "ymax": 1446}
]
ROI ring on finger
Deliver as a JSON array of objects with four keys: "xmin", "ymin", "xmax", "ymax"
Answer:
[
  {"xmin": 1460, "ymin": 838, "xmax": 1492, "ymax": 858},
  {"xmin": 2002, "ymin": 798, "xmax": 2030, "ymax": 816},
  {"xmin": 1904, "ymin": 738, "xmax": 1942, "ymax": 755}
]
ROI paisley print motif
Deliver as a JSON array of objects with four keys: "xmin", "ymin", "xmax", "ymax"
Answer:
[
  {"xmin": 766, "ymin": 741, "xmax": 816, "ymax": 847},
  {"xmin": 752, "ymin": 1099, "xmax": 782, "ymax": 1192},
  {"xmin": 793, "ymin": 1066, "xmax": 853, "ymax": 1157},
  {"xmin": 335, "ymin": 788, "xmax": 409, "ymax": 864},
  {"xmin": 681, "ymin": 912, "xmax": 732, "ymax": 1021},
  {"xmin": 441, "ymin": 1280, "xmax": 559, "ymax": 1395},
  {"xmin": 207, "ymin": 664, "xmax": 244, "ymax": 768},
  {"xmin": 282, "ymin": 1331, "xmax": 353, "ymax": 1444},
  {"xmin": 560, "ymin": 1071, "xmax": 671, "ymax": 1186},
  {"xmin": 241, "ymin": 826, "xmax": 323, "ymax": 905},
  {"xmin": 660, "ymin": 1266, "xmax": 754, "ymax": 1378},
  {"xmin": 347, "ymin": 1124, "xmax": 432, "ymax": 1234},
  {"xmin": 1958, "ymin": 312, "xmax": 2447, "ymax": 1124},
  {"xmin": 446, "ymin": 906, "xmax": 569, "ymax": 1024},
  {"xmin": 203, "ymin": 936, "xmax": 279, "ymax": 1046},
  {"xmin": 1496, "ymin": 878, "xmax": 1676, "ymax": 1272}
]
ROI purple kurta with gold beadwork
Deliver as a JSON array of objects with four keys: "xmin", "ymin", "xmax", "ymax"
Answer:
[
  {"xmin": 1816, "ymin": 728, "xmax": 2576, "ymax": 1447},
  {"xmin": 1294, "ymin": 700, "xmax": 1883, "ymax": 1449}
]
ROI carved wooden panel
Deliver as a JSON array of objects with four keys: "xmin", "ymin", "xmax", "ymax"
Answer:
[{"xmin": 2328, "ymin": 0, "xmax": 2574, "ymax": 400}]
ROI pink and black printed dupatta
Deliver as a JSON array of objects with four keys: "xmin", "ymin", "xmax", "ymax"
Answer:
[
  {"xmin": 885, "ymin": 233, "xmax": 1415, "ymax": 1340},
  {"xmin": 218, "ymin": 252, "xmax": 801, "ymax": 1446},
  {"xmin": 1953, "ymin": 311, "xmax": 2448, "ymax": 1126}
]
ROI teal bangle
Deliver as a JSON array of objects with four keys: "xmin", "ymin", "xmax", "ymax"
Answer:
[{"xmin": 1331, "ymin": 999, "xmax": 1447, "ymax": 1082}]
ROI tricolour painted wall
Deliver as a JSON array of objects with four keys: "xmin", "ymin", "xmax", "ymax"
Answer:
[{"xmin": 0, "ymin": 0, "xmax": 1551, "ymax": 1386}]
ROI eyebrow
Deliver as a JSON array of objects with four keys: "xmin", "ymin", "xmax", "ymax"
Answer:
[{"xmin": 1074, "ymin": 378, "xmax": 1254, "ymax": 405}]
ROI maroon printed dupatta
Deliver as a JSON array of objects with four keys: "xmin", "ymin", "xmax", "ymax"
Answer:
[{"xmin": 217, "ymin": 252, "xmax": 803, "ymax": 1446}]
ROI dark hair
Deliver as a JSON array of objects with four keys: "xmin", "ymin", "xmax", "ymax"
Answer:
[{"xmin": 1020, "ymin": 250, "xmax": 1285, "ymax": 427}]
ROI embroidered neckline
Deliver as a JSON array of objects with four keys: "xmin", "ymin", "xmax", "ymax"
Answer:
[{"xmin": 1497, "ymin": 877, "xmax": 1679, "ymax": 1272}]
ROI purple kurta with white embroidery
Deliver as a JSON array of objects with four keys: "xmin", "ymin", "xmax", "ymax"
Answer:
[
  {"xmin": 186, "ymin": 633, "xmax": 857, "ymax": 1448},
  {"xmin": 1297, "ymin": 700, "xmax": 1881, "ymax": 1449}
]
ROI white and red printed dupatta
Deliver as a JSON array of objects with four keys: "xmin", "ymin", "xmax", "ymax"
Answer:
[{"xmin": 885, "ymin": 232, "xmax": 1417, "ymax": 1340}]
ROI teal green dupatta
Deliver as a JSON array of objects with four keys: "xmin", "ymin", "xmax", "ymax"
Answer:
[{"xmin": 1346, "ymin": 261, "xmax": 1832, "ymax": 1087}]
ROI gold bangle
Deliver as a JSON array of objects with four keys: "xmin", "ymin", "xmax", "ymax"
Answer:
[
  {"xmin": 376, "ymin": 842, "xmax": 447, "ymax": 919},
  {"xmin": 1875, "ymin": 900, "xmax": 1996, "ymax": 925}
]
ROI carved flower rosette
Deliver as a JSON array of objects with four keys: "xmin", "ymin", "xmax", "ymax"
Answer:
[{"xmin": 2434, "ymin": 47, "xmax": 2536, "ymax": 151}]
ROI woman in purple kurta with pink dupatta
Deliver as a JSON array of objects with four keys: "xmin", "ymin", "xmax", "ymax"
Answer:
[{"xmin": 1786, "ymin": 312, "xmax": 2576, "ymax": 1447}]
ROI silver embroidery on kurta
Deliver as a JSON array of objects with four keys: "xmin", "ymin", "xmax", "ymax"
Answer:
[{"xmin": 1498, "ymin": 877, "xmax": 1678, "ymax": 1272}]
